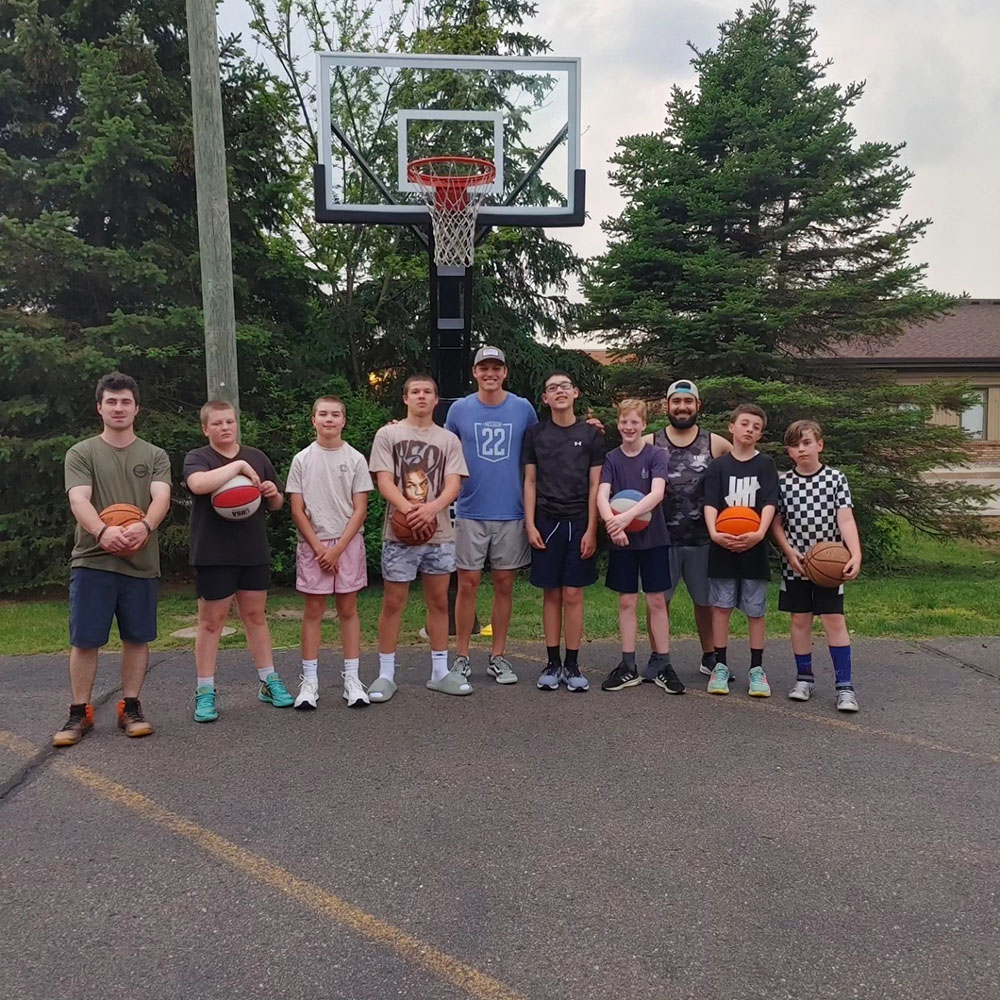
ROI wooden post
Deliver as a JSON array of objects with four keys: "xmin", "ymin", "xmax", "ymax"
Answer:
[{"xmin": 186, "ymin": 0, "xmax": 239, "ymax": 410}]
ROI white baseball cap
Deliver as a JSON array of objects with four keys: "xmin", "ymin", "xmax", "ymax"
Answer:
[
  {"xmin": 473, "ymin": 346, "xmax": 506, "ymax": 365},
  {"xmin": 667, "ymin": 379, "xmax": 700, "ymax": 400}
]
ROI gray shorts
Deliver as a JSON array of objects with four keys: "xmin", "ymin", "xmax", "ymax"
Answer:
[
  {"xmin": 663, "ymin": 544, "xmax": 711, "ymax": 605},
  {"xmin": 455, "ymin": 518, "xmax": 531, "ymax": 572},
  {"xmin": 709, "ymin": 577, "xmax": 768, "ymax": 618},
  {"xmin": 381, "ymin": 540, "xmax": 457, "ymax": 583}
]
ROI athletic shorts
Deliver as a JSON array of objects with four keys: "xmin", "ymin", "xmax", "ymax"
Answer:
[
  {"xmin": 455, "ymin": 518, "xmax": 530, "ymax": 572},
  {"xmin": 69, "ymin": 568, "xmax": 158, "ymax": 648},
  {"xmin": 194, "ymin": 564, "xmax": 271, "ymax": 601},
  {"xmin": 778, "ymin": 577, "xmax": 845, "ymax": 615},
  {"xmin": 662, "ymin": 544, "xmax": 711, "ymax": 605},
  {"xmin": 709, "ymin": 577, "xmax": 768, "ymax": 618},
  {"xmin": 381, "ymin": 539, "xmax": 457, "ymax": 583},
  {"xmin": 529, "ymin": 513, "xmax": 598, "ymax": 590},
  {"xmin": 606, "ymin": 545, "xmax": 671, "ymax": 595},
  {"xmin": 296, "ymin": 534, "xmax": 367, "ymax": 595}
]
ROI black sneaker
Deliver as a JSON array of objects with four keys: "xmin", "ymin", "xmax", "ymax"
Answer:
[
  {"xmin": 601, "ymin": 661, "xmax": 641, "ymax": 691},
  {"xmin": 53, "ymin": 705, "xmax": 94, "ymax": 747},
  {"xmin": 641, "ymin": 657, "xmax": 660, "ymax": 683},
  {"xmin": 654, "ymin": 665, "xmax": 686, "ymax": 695}
]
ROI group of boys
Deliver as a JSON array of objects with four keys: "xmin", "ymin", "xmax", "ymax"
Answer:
[{"xmin": 52, "ymin": 354, "xmax": 862, "ymax": 747}]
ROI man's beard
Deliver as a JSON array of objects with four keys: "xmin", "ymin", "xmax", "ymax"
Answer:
[{"xmin": 667, "ymin": 412, "xmax": 697, "ymax": 430}]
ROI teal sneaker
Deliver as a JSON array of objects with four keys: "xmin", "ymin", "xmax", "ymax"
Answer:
[
  {"xmin": 193, "ymin": 686, "xmax": 218, "ymax": 723},
  {"xmin": 707, "ymin": 663, "xmax": 731, "ymax": 695},
  {"xmin": 258, "ymin": 672, "xmax": 294, "ymax": 707},
  {"xmin": 748, "ymin": 666, "xmax": 772, "ymax": 698}
]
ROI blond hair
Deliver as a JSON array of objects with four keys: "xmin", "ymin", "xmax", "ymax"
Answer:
[
  {"xmin": 617, "ymin": 398, "xmax": 647, "ymax": 421},
  {"xmin": 784, "ymin": 419, "xmax": 823, "ymax": 447},
  {"xmin": 200, "ymin": 399, "xmax": 235, "ymax": 426}
]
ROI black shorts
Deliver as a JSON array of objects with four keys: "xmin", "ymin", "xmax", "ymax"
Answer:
[
  {"xmin": 529, "ymin": 513, "xmax": 598, "ymax": 589},
  {"xmin": 778, "ymin": 577, "xmax": 844, "ymax": 615},
  {"xmin": 605, "ymin": 545, "xmax": 671, "ymax": 595},
  {"xmin": 194, "ymin": 564, "xmax": 271, "ymax": 601}
]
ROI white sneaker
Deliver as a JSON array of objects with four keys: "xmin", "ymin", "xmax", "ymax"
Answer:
[
  {"xmin": 837, "ymin": 689, "xmax": 859, "ymax": 712},
  {"xmin": 342, "ymin": 673, "xmax": 370, "ymax": 708},
  {"xmin": 788, "ymin": 680, "xmax": 814, "ymax": 701},
  {"xmin": 294, "ymin": 675, "xmax": 319, "ymax": 710}
]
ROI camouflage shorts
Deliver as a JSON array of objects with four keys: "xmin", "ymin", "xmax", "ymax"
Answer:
[{"xmin": 381, "ymin": 539, "xmax": 457, "ymax": 583}]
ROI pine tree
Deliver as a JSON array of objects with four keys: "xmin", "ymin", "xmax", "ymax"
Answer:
[{"xmin": 583, "ymin": 0, "xmax": 991, "ymax": 551}]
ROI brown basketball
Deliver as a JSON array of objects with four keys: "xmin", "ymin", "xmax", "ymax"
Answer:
[
  {"xmin": 715, "ymin": 505, "xmax": 761, "ymax": 536},
  {"xmin": 803, "ymin": 541, "xmax": 851, "ymax": 588},
  {"xmin": 391, "ymin": 508, "xmax": 424, "ymax": 545},
  {"xmin": 98, "ymin": 503, "xmax": 148, "ymax": 556}
]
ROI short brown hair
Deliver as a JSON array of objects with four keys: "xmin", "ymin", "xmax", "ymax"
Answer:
[
  {"xmin": 784, "ymin": 419, "xmax": 823, "ymax": 447},
  {"xmin": 729, "ymin": 403, "xmax": 768, "ymax": 429},
  {"xmin": 312, "ymin": 395, "xmax": 345, "ymax": 417},
  {"xmin": 617, "ymin": 398, "xmax": 647, "ymax": 421},
  {"xmin": 96, "ymin": 372, "xmax": 139, "ymax": 404},
  {"xmin": 200, "ymin": 399, "xmax": 236, "ymax": 426},
  {"xmin": 403, "ymin": 373, "xmax": 438, "ymax": 395}
]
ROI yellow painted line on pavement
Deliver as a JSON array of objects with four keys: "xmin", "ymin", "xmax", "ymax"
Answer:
[{"xmin": 0, "ymin": 730, "xmax": 528, "ymax": 1000}]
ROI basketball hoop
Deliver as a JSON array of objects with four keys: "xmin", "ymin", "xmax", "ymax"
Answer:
[{"xmin": 407, "ymin": 156, "xmax": 497, "ymax": 268}]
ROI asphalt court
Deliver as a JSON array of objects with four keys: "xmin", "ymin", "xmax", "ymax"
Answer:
[{"xmin": 2, "ymin": 638, "xmax": 999, "ymax": 1000}]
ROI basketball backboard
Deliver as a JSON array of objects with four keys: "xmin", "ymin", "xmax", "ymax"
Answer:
[{"xmin": 314, "ymin": 52, "xmax": 584, "ymax": 228}]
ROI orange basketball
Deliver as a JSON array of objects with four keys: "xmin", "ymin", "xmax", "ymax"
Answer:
[
  {"xmin": 715, "ymin": 505, "xmax": 761, "ymax": 536},
  {"xmin": 803, "ymin": 541, "xmax": 851, "ymax": 588},
  {"xmin": 98, "ymin": 503, "xmax": 148, "ymax": 556},
  {"xmin": 391, "ymin": 508, "xmax": 424, "ymax": 545}
]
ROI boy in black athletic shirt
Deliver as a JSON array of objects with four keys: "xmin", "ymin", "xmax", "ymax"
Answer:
[
  {"xmin": 703, "ymin": 403, "xmax": 779, "ymax": 698},
  {"xmin": 523, "ymin": 371, "xmax": 604, "ymax": 691}
]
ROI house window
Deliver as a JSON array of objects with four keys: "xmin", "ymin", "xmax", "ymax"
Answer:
[{"xmin": 961, "ymin": 390, "xmax": 986, "ymax": 439}]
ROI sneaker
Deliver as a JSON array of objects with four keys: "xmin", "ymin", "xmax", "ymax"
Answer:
[
  {"xmin": 601, "ymin": 661, "xmax": 641, "ymax": 691},
  {"xmin": 747, "ymin": 667, "xmax": 771, "ymax": 697},
  {"xmin": 342, "ymin": 673, "xmax": 370, "ymax": 708},
  {"xmin": 294, "ymin": 676, "xmax": 319, "ymax": 710},
  {"xmin": 117, "ymin": 699, "xmax": 154, "ymax": 738},
  {"xmin": 193, "ymin": 686, "xmax": 219, "ymax": 722},
  {"xmin": 453, "ymin": 654, "xmax": 471, "ymax": 678},
  {"xmin": 537, "ymin": 663, "xmax": 562, "ymax": 690},
  {"xmin": 487, "ymin": 654, "xmax": 518, "ymax": 685},
  {"xmin": 563, "ymin": 664, "xmax": 590, "ymax": 693},
  {"xmin": 258, "ymin": 672, "xmax": 294, "ymax": 707},
  {"xmin": 837, "ymin": 688, "xmax": 860, "ymax": 712},
  {"xmin": 654, "ymin": 665, "xmax": 686, "ymax": 695},
  {"xmin": 788, "ymin": 680, "xmax": 814, "ymax": 701},
  {"xmin": 641, "ymin": 657, "xmax": 660, "ymax": 683},
  {"xmin": 707, "ymin": 664, "xmax": 731, "ymax": 695},
  {"xmin": 52, "ymin": 705, "xmax": 94, "ymax": 747}
]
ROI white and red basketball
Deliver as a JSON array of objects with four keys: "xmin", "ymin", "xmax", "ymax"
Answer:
[
  {"xmin": 610, "ymin": 489, "xmax": 651, "ymax": 532},
  {"xmin": 211, "ymin": 475, "xmax": 261, "ymax": 521}
]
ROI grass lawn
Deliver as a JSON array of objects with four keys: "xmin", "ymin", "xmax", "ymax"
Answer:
[{"xmin": 2, "ymin": 532, "xmax": 998, "ymax": 656}]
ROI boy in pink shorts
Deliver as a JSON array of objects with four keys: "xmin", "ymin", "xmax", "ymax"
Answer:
[{"xmin": 286, "ymin": 396, "xmax": 373, "ymax": 708}]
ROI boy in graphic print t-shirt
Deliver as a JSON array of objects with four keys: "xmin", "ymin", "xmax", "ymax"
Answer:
[{"xmin": 702, "ymin": 404, "xmax": 779, "ymax": 698}]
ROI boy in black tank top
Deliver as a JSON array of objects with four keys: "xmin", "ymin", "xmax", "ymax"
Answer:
[{"xmin": 643, "ymin": 380, "xmax": 731, "ymax": 679}]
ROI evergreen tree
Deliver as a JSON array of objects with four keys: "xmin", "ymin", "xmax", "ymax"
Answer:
[{"xmin": 584, "ymin": 0, "xmax": 991, "ymax": 551}]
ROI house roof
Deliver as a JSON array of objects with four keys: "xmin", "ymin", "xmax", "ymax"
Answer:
[{"xmin": 833, "ymin": 299, "xmax": 1000, "ymax": 362}]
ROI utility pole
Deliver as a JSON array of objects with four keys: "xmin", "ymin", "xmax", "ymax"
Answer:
[{"xmin": 186, "ymin": 0, "xmax": 239, "ymax": 410}]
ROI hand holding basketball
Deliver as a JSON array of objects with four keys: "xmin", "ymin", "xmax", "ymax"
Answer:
[
  {"xmin": 803, "ymin": 541, "xmax": 852, "ymax": 588},
  {"xmin": 259, "ymin": 479, "xmax": 279, "ymax": 499},
  {"xmin": 98, "ymin": 503, "xmax": 148, "ymax": 557}
]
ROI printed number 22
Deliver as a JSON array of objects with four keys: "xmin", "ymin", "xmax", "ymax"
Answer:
[{"xmin": 480, "ymin": 426, "xmax": 507, "ymax": 457}]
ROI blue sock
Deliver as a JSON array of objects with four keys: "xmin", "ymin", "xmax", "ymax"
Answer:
[
  {"xmin": 794, "ymin": 652, "xmax": 814, "ymax": 682},
  {"xmin": 830, "ymin": 645, "xmax": 853, "ymax": 689}
]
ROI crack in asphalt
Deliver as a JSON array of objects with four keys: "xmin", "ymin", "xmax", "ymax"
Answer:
[{"xmin": 914, "ymin": 639, "xmax": 999, "ymax": 681}]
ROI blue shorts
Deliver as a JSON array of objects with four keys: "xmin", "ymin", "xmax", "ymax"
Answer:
[
  {"xmin": 605, "ymin": 545, "xmax": 671, "ymax": 595},
  {"xmin": 529, "ymin": 514, "xmax": 598, "ymax": 589},
  {"xmin": 69, "ymin": 568, "xmax": 159, "ymax": 649}
]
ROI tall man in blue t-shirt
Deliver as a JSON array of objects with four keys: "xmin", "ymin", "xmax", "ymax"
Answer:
[{"xmin": 445, "ymin": 347, "xmax": 538, "ymax": 684}]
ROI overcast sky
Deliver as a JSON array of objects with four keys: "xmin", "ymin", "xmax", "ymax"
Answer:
[{"xmin": 221, "ymin": 0, "xmax": 1000, "ymax": 302}]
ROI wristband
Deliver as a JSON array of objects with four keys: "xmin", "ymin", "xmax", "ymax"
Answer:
[
  {"xmin": 97, "ymin": 525, "xmax": 109, "ymax": 542},
  {"xmin": 141, "ymin": 519, "xmax": 153, "ymax": 536}
]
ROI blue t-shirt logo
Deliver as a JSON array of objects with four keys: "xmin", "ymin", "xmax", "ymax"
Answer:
[{"xmin": 474, "ymin": 421, "xmax": 513, "ymax": 463}]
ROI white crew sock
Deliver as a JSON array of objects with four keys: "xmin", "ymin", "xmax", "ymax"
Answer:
[
  {"xmin": 301, "ymin": 658, "xmax": 318, "ymax": 682},
  {"xmin": 430, "ymin": 650, "xmax": 449, "ymax": 682},
  {"xmin": 378, "ymin": 652, "xmax": 396, "ymax": 682},
  {"xmin": 343, "ymin": 658, "xmax": 359, "ymax": 681},
  {"xmin": 196, "ymin": 676, "xmax": 215, "ymax": 690},
  {"xmin": 257, "ymin": 667, "xmax": 275, "ymax": 682}
]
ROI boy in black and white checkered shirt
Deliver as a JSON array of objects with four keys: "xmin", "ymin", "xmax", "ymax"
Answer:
[{"xmin": 771, "ymin": 420, "xmax": 863, "ymax": 712}]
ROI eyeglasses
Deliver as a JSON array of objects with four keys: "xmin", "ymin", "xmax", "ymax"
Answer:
[{"xmin": 544, "ymin": 381, "xmax": 574, "ymax": 392}]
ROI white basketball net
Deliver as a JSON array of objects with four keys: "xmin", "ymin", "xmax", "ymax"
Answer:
[{"xmin": 408, "ymin": 157, "xmax": 496, "ymax": 268}]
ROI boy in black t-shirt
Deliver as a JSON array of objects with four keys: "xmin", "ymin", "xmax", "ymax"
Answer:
[
  {"xmin": 523, "ymin": 371, "xmax": 604, "ymax": 691},
  {"xmin": 703, "ymin": 404, "xmax": 779, "ymax": 698},
  {"xmin": 183, "ymin": 401, "xmax": 292, "ymax": 721}
]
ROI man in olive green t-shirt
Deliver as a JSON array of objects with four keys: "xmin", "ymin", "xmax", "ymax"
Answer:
[{"xmin": 53, "ymin": 373, "xmax": 171, "ymax": 747}]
